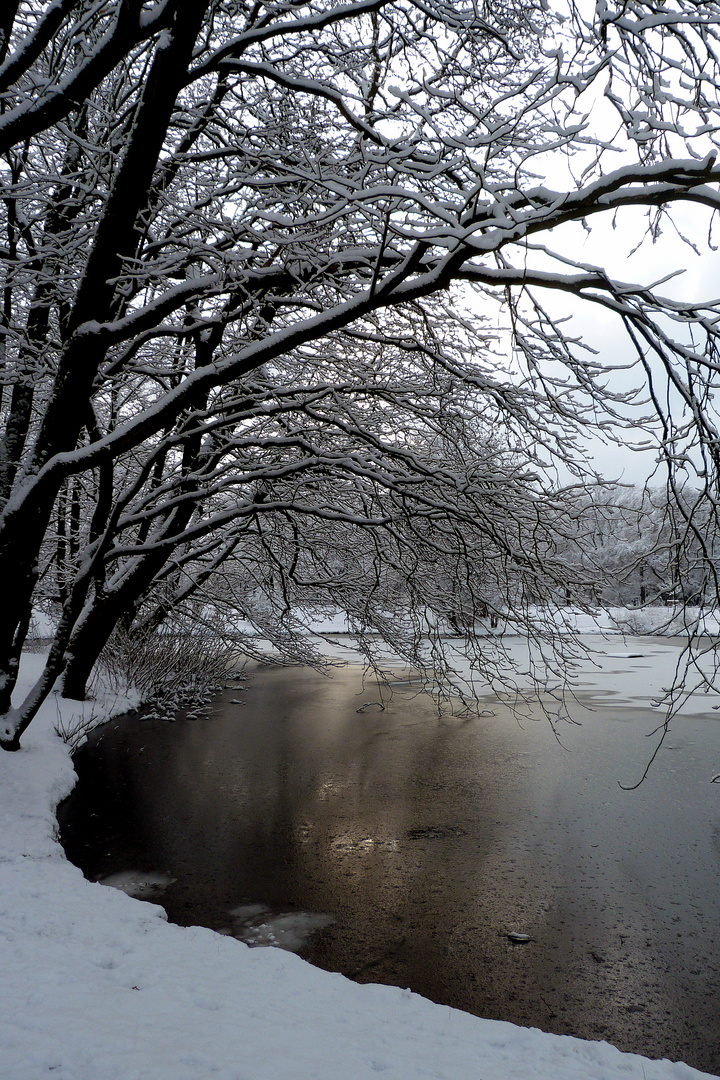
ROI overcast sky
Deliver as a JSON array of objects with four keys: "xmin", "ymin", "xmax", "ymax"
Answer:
[{"xmin": 549, "ymin": 201, "xmax": 720, "ymax": 486}]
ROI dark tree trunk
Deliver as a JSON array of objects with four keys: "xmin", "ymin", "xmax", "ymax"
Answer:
[
  {"xmin": 0, "ymin": 1, "xmax": 211, "ymax": 732},
  {"xmin": 61, "ymin": 596, "xmax": 127, "ymax": 701},
  {"xmin": 0, "ymin": 2, "xmax": 19, "ymax": 65}
]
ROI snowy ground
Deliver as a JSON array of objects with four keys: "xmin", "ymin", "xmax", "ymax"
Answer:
[
  {"xmin": 1, "ymin": 645, "xmax": 718, "ymax": 1080},
  {"xmin": 263, "ymin": 604, "xmax": 720, "ymax": 640}
]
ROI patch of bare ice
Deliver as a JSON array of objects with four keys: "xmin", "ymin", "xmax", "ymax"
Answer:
[
  {"xmin": 99, "ymin": 871, "xmax": 175, "ymax": 898},
  {"xmin": 227, "ymin": 903, "xmax": 334, "ymax": 952}
]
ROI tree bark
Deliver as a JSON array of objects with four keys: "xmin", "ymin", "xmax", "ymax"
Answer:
[{"xmin": 0, "ymin": 0, "xmax": 211, "ymax": 727}]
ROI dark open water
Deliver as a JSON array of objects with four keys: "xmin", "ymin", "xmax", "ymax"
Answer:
[{"xmin": 58, "ymin": 659, "xmax": 720, "ymax": 1074}]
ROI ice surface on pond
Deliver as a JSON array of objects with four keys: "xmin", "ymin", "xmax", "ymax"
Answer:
[
  {"xmin": 229, "ymin": 903, "xmax": 268, "ymax": 919},
  {"xmin": 228, "ymin": 903, "xmax": 334, "ymax": 952},
  {"xmin": 99, "ymin": 871, "xmax": 175, "ymax": 898},
  {"xmin": 3, "ymin": 641, "xmax": 720, "ymax": 1080}
]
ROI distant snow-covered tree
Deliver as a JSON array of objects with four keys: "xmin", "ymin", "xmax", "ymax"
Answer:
[{"xmin": 554, "ymin": 484, "xmax": 720, "ymax": 610}]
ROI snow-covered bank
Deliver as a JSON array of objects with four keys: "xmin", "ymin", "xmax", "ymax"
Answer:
[
  {"xmin": 0, "ymin": 652, "xmax": 716, "ymax": 1080},
  {"xmin": 298, "ymin": 605, "xmax": 720, "ymax": 638},
  {"xmin": 557, "ymin": 605, "xmax": 720, "ymax": 637}
]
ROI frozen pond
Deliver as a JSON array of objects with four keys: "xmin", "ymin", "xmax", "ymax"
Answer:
[{"xmin": 58, "ymin": 636, "xmax": 720, "ymax": 1073}]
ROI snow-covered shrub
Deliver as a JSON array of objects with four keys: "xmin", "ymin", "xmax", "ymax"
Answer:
[
  {"xmin": 93, "ymin": 620, "xmax": 236, "ymax": 722},
  {"xmin": 53, "ymin": 709, "xmax": 102, "ymax": 752},
  {"xmin": 610, "ymin": 606, "xmax": 718, "ymax": 637}
]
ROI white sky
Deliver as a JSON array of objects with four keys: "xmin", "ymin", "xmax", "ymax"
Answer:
[
  {"xmin": 499, "ymin": 52, "xmax": 720, "ymax": 488},
  {"xmin": 547, "ymin": 204, "xmax": 720, "ymax": 485}
]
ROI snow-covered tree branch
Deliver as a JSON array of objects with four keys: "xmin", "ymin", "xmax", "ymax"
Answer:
[{"xmin": 3, "ymin": 0, "xmax": 720, "ymax": 747}]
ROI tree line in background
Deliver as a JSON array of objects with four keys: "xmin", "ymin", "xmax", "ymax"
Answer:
[
  {"xmin": 552, "ymin": 485, "xmax": 720, "ymax": 611},
  {"xmin": 3, "ymin": 0, "xmax": 720, "ymax": 748}
]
